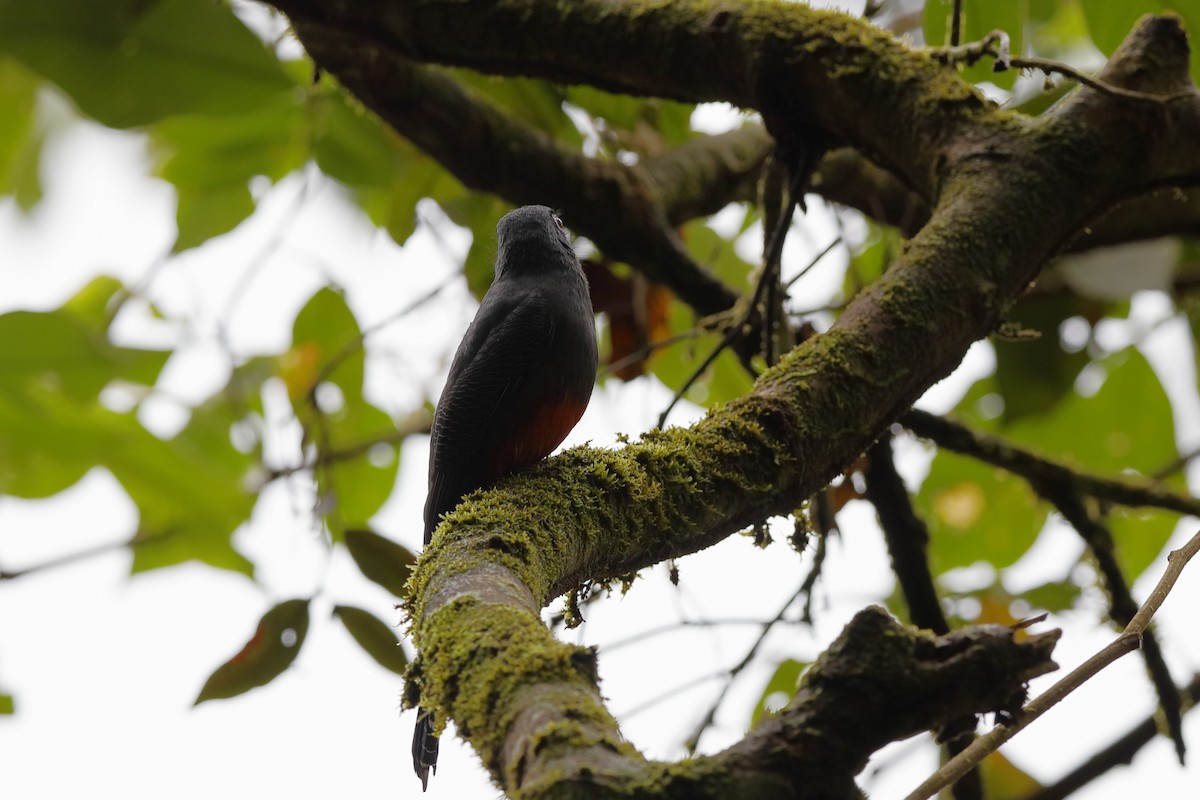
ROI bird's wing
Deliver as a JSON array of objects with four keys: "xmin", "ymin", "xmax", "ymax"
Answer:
[{"xmin": 423, "ymin": 290, "xmax": 557, "ymax": 541}]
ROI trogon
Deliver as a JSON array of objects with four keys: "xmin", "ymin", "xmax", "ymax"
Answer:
[{"xmin": 411, "ymin": 205, "xmax": 598, "ymax": 790}]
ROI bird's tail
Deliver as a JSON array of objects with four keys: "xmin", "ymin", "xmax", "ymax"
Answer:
[{"xmin": 412, "ymin": 707, "xmax": 440, "ymax": 791}]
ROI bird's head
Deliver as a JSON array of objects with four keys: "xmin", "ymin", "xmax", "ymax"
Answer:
[{"xmin": 494, "ymin": 205, "xmax": 579, "ymax": 278}]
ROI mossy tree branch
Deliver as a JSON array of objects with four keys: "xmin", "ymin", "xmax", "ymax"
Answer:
[
  {"xmin": 270, "ymin": 0, "xmax": 997, "ymax": 199},
  {"xmin": 262, "ymin": 1, "xmax": 1200, "ymax": 795}
]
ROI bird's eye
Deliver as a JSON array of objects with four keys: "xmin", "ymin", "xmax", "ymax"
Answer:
[{"xmin": 552, "ymin": 214, "xmax": 565, "ymax": 231}]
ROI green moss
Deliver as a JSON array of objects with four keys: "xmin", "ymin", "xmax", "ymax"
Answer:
[{"xmin": 413, "ymin": 595, "xmax": 628, "ymax": 784}]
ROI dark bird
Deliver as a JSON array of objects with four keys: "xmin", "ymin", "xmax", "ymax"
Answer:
[{"xmin": 412, "ymin": 205, "xmax": 598, "ymax": 790}]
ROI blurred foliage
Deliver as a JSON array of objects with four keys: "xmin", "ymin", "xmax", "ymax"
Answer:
[
  {"xmin": 333, "ymin": 604, "xmax": 409, "ymax": 675},
  {"xmin": 344, "ymin": 528, "xmax": 418, "ymax": 598},
  {"xmin": 0, "ymin": 6, "xmax": 1196, "ymax": 784},
  {"xmin": 196, "ymin": 598, "xmax": 310, "ymax": 703},
  {"xmin": 750, "ymin": 658, "xmax": 808, "ymax": 727}
]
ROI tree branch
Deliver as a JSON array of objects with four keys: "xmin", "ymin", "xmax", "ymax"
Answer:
[
  {"xmin": 1037, "ymin": 487, "xmax": 1186, "ymax": 763},
  {"xmin": 267, "ymin": 0, "xmax": 1007, "ymax": 200},
  {"xmin": 1021, "ymin": 672, "xmax": 1200, "ymax": 800},
  {"xmin": 904, "ymin": 527, "xmax": 1200, "ymax": 800},
  {"xmin": 901, "ymin": 410, "xmax": 1200, "ymax": 518},
  {"xmin": 863, "ymin": 436, "xmax": 984, "ymax": 800},
  {"xmin": 863, "ymin": 436, "xmax": 948, "ymax": 635},
  {"xmin": 253, "ymin": 3, "xmax": 1200, "ymax": 793},
  {"xmin": 389, "ymin": 14, "xmax": 1200, "ymax": 794}
]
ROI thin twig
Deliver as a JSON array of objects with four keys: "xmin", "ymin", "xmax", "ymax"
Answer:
[
  {"xmin": 931, "ymin": 30, "xmax": 1194, "ymax": 104},
  {"xmin": 1153, "ymin": 442, "xmax": 1200, "ymax": 480},
  {"xmin": 599, "ymin": 617, "xmax": 805, "ymax": 654},
  {"xmin": 902, "ymin": 410, "xmax": 1200, "ymax": 518},
  {"xmin": 1021, "ymin": 672, "xmax": 1200, "ymax": 800},
  {"xmin": 904, "ymin": 527, "xmax": 1200, "ymax": 800},
  {"xmin": 656, "ymin": 163, "xmax": 805, "ymax": 427},
  {"xmin": 1044, "ymin": 488, "xmax": 1186, "ymax": 762},
  {"xmin": 599, "ymin": 326, "xmax": 708, "ymax": 379},
  {"xmin": 0, "ymin": 530, "xmax": 161, "ymax": 581},
  {"xmin": 309, "ymin": 275, "xmax": 456, "ymax": 392},
  {"xmin": 655, "ymin": 323, "xmax": 744, "ymax": 429},
  {"xmin": 783, "ymin": 237, "xmax": 842, "ymax": 290},
  {"xmin": 680, "ymin": 584, "xmax": 806, "ymax": 751},
  {"xmin": 262, "ymin": 410, "xmax": 430, "ymax": 484},
  {"xmin": 1008, "ymin": 54, "xmax": 1195, "ymax": 104},
  {"xmin": 617, "ymin": 670, "xmax": 729, "ymax": 719}
]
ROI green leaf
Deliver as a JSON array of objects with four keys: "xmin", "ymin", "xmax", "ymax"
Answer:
[
  {"xmin": 0, "ymin": 278, "xmax": 169, "ymax": 403},
  {"xmin": 0, "ymin": 57, "xmax": 43, "ymax": 209},
  {"xmin": 0, "ymin": 384, "xmax": 91, "ymax": 497},
  {"xmin": 0, "ymin": 311, "xmax": 117, "ymax": 401},
  {"xmin": 150, "ymin": 92, "xmax": 304, "ymax": 188},
  {"xmin": 992, "ymin": 293, "xmax": 1098, "ymax": 423},
  {"xmin": 981, "ymin": 751, "xmax": 1045, "ymax": 799},
  {"xmin": 287, "ymin": 288, "xmax": 403, "ymax": 537},
  {"xmin": 0, "ymin": 335, "xmax": 258, "ymax": 567},
  {"xmin": 118, "ymin": 404, "xmax": 258, "ymax": 575},
  {"xmin": 642, "ymin": 220, "xmax": 758, "ymax": 409},
  {"xmin": 922, "ymin": 348, "xmax": 1178, "ymax": 578},
  {"xmin": 126, "ymin": 377, "xmax": 262, "ymax": 575},
  {"xmin": 917, "ymin": 449, "xmax": 1047, "ymax": 573},
  {"xmin": 438, "ymin": 193, "xmax": 509, "ymax": 297},
  {"xmin": 1008, "ymin": 348, "xmax": 1175, "ymax": 476},
  {"xmin": 334, "ymin": 604, "xmax": 409, "ymax": 675},
  {"xmin": 565, "ymin": 86, "xmax": 695, "ymax": 147},
  {"xmin": 751, "ymin": 658, "xmax": 808, "ymax": 726},
  {"xmin": 843, "ymin": 220, "xmax": 895, "ymax": 297},
  {"xmin": 1020, "ymin": 579, "xmax": 1081, "ymax": 613},
  {"xmin": 311, "ymin": 89, "xmax": 457, "ymax": 246},
  {"xmin": 681, "ymin": 219, "xmax": 755, "ymax": 292},
  {"xmin": 288, "ymin": 286, "xmax": 364, "ymax": 400},
  {"xmin": 195, "ymin": 599, "xmax": 310, "ymax": 704},
  {"xmin": 61, "ymin": 275, "xmax": 124, "ymax": 329},
  {"xmin": 319, "ymin": 403, "xmax": 402, "ymax": 534},
  {"xmin": 173, "ymin": 182, "xmax": 256, "ymax": 252},
  {"xmin": 1107, "ymin": 506, "xmax": 1180, "ymax": 580},
  {"xmin": 344, "ymin": 529, "xmax": 417, "ymax": 598},
  {"xmin": 0, "ymin": 693, "xmax": 13, "ymax": 714},
  {"xmin": 148, "ymin": 90, "xmax": 307, "ymax": 251},
  {"xmin": 0, "ymin": 0, "xmax": 293, "ymax": 128},
  {"xmin": 451, "ymin": 70, "xmax": 581, "ymax": 147}
]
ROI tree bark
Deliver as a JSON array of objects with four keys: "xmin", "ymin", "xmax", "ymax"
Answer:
[{"xmin": 262, "ymin": 1, "xmax": 1200, "ymax": 795}]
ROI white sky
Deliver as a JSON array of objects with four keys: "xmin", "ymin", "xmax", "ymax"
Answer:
[{"xmin": 1, "ymin": 100, "xmax": 1198, "ymax": 800}]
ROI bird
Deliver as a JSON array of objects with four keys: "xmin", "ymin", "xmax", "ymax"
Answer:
[{"xmin": 412, "ymin": 205, "xmax": 598, "ymax": 791}]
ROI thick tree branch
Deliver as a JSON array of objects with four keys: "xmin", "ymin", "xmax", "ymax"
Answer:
[
  {"xmin": 255, "ymin": 3, "xmax": 1200, "ymax": 794},
  {"xmin": 270, "ymin": 0, "xmax": 1000, "ymax": 199},
  {"xmin": 389, "ymin": 14, "xmax": 1200, "ymax": 795},
  {"xmin": 863, "ymin": 436, "xmax": 983, "ymax": 800},
  {"xmin": 815, "ymin": 151, "xmax": 1200, "ymax": 253},
  {"xmin": 863, "ymin": 436, "xmax": 948, "ymax": 635},
  {"xmin": 644, "ymin": 124, "xmax": 772, "ymax": 224}
]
